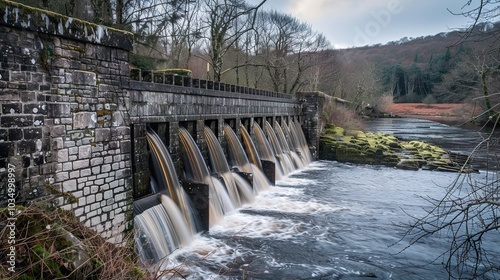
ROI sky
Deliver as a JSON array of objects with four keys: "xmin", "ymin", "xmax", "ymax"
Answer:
[{"xmin": 246, "ymin": 0, "xmax": 478, "ymax": 49}]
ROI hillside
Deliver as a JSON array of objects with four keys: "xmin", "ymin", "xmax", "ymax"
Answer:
[{"xmin": 317, "ymin": 22, "xmax": 500, "ymax": 106}]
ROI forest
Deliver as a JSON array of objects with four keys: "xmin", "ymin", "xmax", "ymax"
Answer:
[{"xmin": 10, "ymin": 0, "xmax": 500, "ymax": 119}]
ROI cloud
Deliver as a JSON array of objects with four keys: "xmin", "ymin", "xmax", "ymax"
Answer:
[
  {"xmin": 251, "ymin": 0, "xmax": 474, "ymax": 48},
  {"xmin": 288, "ymin": 0, "xmax": 396, "ymax": 21}
]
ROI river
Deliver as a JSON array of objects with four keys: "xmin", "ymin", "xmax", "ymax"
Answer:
[{"xmin": 159, "ymin": 118, "xmax": 499, "ymax": 279}]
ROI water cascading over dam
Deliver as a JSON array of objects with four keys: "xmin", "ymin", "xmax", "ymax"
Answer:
[
  {"xmin": 135, "ymin": 121, "xmax": 313, "ymax": 264},
  {"xmin": 133, "ymin": 129, "xmax": 200, "ymax": 263}
]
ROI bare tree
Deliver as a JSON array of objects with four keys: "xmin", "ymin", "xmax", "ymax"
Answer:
[
  {"xmin": 158, "ymin": 0, "xmax": 201, "ymax": 68},
  {"xmin": 201, "ymin": 0, "xmax": 266, "ymax": 81},
  {"xmin": 258, "ymin": 10, "xmax": 330, "ymax": 94},
  {"xmin": 399, "ymin": 2, "xmax": 500, "ymax": 279},
  {"xmin": 450, "ymin": 0, "xmax": 500, "ymax": 50},
  {"xmin": 317, "ymin": 50, "xmax": 382, "ymax": 110}
]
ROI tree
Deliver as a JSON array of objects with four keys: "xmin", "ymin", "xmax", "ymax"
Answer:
[
  {"xmin": 320, "ymin": 50, "xmax": 383, "ymax": 110},
  {"xmin": 257, "ymin": 10, "xmax": 330, "ymax": 94},
  {"xmin": 202, "ymin": 0, "xmax": 266, "ymax": 82},
  {"xmin": 399, "ymin": 2, "xmax": 500, "ymax": 279},
  {"xmin": 450, "ymin": 0, "xmax": 500, "ymax": 52},
  {"xmin": 433, "ymin": 50, "xmax": 480, "ymax": 103},
  {"xmin": 158, "ymin": 0, "xmax": 201, "ymax": 68}
]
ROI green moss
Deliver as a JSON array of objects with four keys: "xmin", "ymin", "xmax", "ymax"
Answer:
[
  {"xmin": 319, "ymin": 124, "xmax": 467, "ymax": 172},
  {"xmin": 345, "ymin": 129, "xmax": 365, "ymax": 138},
  {"xmin": 1, "ymin": 0, "xmax": 132, "ymax": 35},
  {"xmin": 45, "ymin": 182, "xmax": 78, "ymax": 204},
  {"xmin": 97, "ymin": 109, "xmax": 113, "ymax": 117},
  {"xmin": 154, "ymin": 68, "xmax": 192, "ymax": 76}
]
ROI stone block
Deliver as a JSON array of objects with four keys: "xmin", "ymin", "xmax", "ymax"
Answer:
[
  {"xmin": 90, "ymin": 157, "xmax": 104, "ymax": 166},
  {"xmin": 101, "ymin": 164, "xmax": 112, "ymax": 173},
  {"xmin": 91, "ymin": 202, "xmax": 101, "ymax": 211},
  {"xmin": 92, "ymin": 166, "xmax": 100, "ymax": 174},
  {"xmin": 115, "ymin": 192, "xmax": 126, "ymax": 201},
  {"xmin": 1, "ymin": 115, "xmax": 33, "ymax": 127},
  {"xmin": 24, "ymin": 128, "xmax": 42, "ymax": 139},
  {"xmin": 24, "ymin": 103, "xmax": 47, "ymax": 115},
  {"xmin": 57, "ymin": 149, "xmax": 69, "ymax": 162},
  {"xmin": 103, "ymin": 155, "xmax": 113, "ymax": 164},
  {"xmin": 18, "ymin": 140, "xmax": 36, "ymax": 154},
  {"xmin": 73, "ymin": 159, "xmax": 89, "ymax": 169},
  {"xmin": 112, "ymin": 111, "xmax": 125, "ymax": 126},
  {"xmin": 8, "ymin": 129, "xmax": 23, "ymax": 141},
  {"xmin": 90, "ymin": 216, "xmax": 100, "ymax": 227},
  {"xmin": 47, "ymin": 102, "xmax": 70, "ymax": 118},
  {"xmin": 75, "ymin": 207, "xmax": 84, "ymax": 217},
  {"xmin": 63, "ymin": 179, "xmax": 77, "ymax": 192},
  {"xmin": 62, "ymin": 162, "xmax": 72, "ymax": 171},
  {"xmin": 55, "ymin": 172, "xmax": 69, "ymax": 182},
  {"xmin": 51, "ymin": 125, "xmax": 66, "ymax": 137},
  {"xmin": 69, "ymin": 170, "xmax": 80, "ymax": 178},
  {"xmin": 2, "ymin": 103, "xmax": 21, "ymax": 114},
  {"xmin": 73, "ymin": 112, "xmax": 97, "ymax": 129},
  {"xmin": 68, "ymin": 146, "xmax": 78, "ymax": 155},
  {"xmin": 81, "ymin": 168, "xmax": 91, "ymax": 177},
  {"xmin": 63, "ymin": 140, "xmax": 75, "ymax": 148},
  {"xmin": 104, "ymin": 190, "xmax": 113, "ymax": 199},
  {"xmin": 0, "ymin": 129, "xmax": 7, "ymax": 141},
  {"xmin": 78, "ymin": 145, "xmax": 92, "ymax": 159},
  {"xmin": 95, "ymin": 128, "xmax": 110, "ymax": 142},
  {"xmin": 113, "ymin": 213, "xmax": 125, "ymax": 226}
]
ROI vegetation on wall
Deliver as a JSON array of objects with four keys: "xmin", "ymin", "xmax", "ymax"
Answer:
[{"xmin": 0, "ymin": 203, "xmax": 145, "ymax": 280}]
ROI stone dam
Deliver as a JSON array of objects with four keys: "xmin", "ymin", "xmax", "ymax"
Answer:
[{"xmin": 0, "ymin": 0, "xmax": 326, "ymax": 243}]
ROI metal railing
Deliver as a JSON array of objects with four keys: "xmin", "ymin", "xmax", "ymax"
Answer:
[{"xmin": 130, "ymin": 68, "xmax": 292, "ymax": 99}]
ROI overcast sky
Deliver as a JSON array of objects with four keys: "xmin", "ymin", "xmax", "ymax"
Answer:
[{"xmin": 247, "ymin": 0, "xmax": 477, "ymax": 48}]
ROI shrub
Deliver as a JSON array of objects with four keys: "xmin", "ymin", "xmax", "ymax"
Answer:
[
  {"xmin": 375, "ymin": 92, "xmax": 394, "ymax": 113},
  {"xmin": 322, "ymin": 98, "xmax": 366, "ymax": 131},
  {"xmin": 0, "ymin": 203, "xmax": 146, "ymax": 280},
  {"xmin": 422, "ymin": 94, "xmax": 437, "ymax": 106}
]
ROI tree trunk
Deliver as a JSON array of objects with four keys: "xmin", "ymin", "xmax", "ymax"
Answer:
[
  {"xmin": 116, "ymin": 0, "xmax": 123, "ymax": 25},
  {"xmin": 481, "ymin": 69, "xmax": 494, "ymax": 119}
]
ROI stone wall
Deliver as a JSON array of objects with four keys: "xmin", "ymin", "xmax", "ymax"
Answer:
[
  {"xmin": 297, "ymin": 92, "xmax": 332, "ymax": 160},
  {"xmin": 0, "ymin": 0, "xmax": 133, "ymax": 243}
]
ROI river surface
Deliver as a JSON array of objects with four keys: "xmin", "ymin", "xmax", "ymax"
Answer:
[{"xmin": 162, "ymin": 118, "xmax": 498, "ymax": 279}]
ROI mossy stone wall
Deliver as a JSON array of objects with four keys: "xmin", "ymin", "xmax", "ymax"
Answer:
[{"xmin": 0, "ymin": 0, "xmax": 133, "ymax": 243}]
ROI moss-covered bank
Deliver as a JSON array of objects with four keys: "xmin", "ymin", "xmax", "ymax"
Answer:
[{"xmin": 319, "ymin": 124, "xmax": 474, "ymax": 172}]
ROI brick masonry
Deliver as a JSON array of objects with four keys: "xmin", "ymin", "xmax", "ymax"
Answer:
[
  {"xmin": 0, "ymin": 0, "xmax": 133, "ymax": 244},
  {"xmin": 0, "ymin": 0, "xmax": 320, "ymax": 243}
]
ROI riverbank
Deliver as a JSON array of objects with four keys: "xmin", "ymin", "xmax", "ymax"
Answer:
[{"xmin": 383, "ymin": 103, "xmax": 478, "ymax": 126}]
